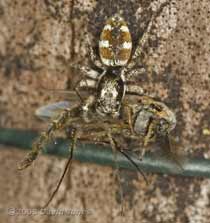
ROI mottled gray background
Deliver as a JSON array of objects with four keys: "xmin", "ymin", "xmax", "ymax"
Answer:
[{"xmin": 0, "ymin": 0, "xmax": 210, "ymax": 222}]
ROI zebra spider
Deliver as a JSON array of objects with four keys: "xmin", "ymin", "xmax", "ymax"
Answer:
[{"xmin": 73, "ymin": 4, "xmax": 168, "ymax": 119}]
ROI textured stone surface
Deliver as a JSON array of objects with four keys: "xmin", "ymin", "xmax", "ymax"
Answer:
[{"xmin": 0, "ymin": 0, "xmax": 210, "ymax": 222}]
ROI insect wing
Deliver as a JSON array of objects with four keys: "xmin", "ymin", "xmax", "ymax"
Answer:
[
  {"xmin": 156, "ymin": 134, "xmax": 184, "ymax": 172},
  {"xmin": 35, "ymin": 101, "xmax": 71, "ymax": 121}
]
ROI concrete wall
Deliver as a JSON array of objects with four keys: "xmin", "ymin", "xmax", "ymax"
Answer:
[{"xmin": 0, "ymin": 0, "xmax": 210, "ymax": 222}]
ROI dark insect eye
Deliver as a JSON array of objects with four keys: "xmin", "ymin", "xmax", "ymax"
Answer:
[{"xmin": 151, "ymin": 103, "xmax": 162, "ymax": 112}]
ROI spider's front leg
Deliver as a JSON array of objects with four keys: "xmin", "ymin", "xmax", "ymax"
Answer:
[
  {"xmin": 69, "ymin": 35, "xmax": 105, "ymax": 102},
  {"xmin": 18, "ymin": 108, "xmax": 72, "ymax": 170},
  {"xmin": 126, "ymin": 83, "xmax": 145, "ymax": 96},
  {"xmin": 87, "ymin": 35, "xmax": 104, "ymax": 69},
  {"xmin": 73, "ymin": 66, "xmax": 99, "ymax": 102},
  {"xmin": 122, "ymin": 104, "xmax": 135, "ymax": 135}
]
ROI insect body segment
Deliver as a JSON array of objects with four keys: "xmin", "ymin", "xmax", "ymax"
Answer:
[
  {"xmin": 135, "ymin": 96, "xmax": 176, "ymax": 136},
  {"xmin": 99, "ymin": 14, "xmax": 132, "ymax": 66},
  {"xmin": 130, "ymin": 96, "xmax": 176, "ymax": 145}
]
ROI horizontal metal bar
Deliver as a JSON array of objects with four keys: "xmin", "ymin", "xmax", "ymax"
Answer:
[{"xmin": 0, "ymin": 128, "xmax": 209, "ymax": 178}]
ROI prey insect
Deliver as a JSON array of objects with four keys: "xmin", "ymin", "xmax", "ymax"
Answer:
[
  {"xmin": 17, "ymin": 96, "xmax": 148, "ymax": 209},
  {"xmin": 18, "ymin": 92, "xmax": 180, "ymax": 208},
  {"xmin": 123, "ymin": 95, "xmax": 178, "ymax": 160}
]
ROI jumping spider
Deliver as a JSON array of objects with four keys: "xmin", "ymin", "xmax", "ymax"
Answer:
[{"xmin": 73, "ymin": 2, "xmax": 169, "ymax": 119}]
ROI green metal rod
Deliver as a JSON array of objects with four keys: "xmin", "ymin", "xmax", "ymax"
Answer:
[{"xmin": 0, "ymin": 128, "xmax": 209, "ymax": 178}]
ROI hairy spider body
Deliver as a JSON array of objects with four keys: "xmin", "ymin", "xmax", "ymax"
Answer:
[
  {"xmin": 75, "ymin": 13, "xmax": 146, "ymax": 118},
  {"xmin": 75, "ymin": 3, "xmax": 170, "ymax": 118}
]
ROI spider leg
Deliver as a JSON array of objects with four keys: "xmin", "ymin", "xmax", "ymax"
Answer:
[
  {"xmin": 72, "ymin": 65, "xmax": 99, "ymax": 102},
  {"xmin": 128, "ymin": 16, "xmax": 155, "ymax": 70},
  {"xmin": 125, "ymin": 66, "xmax": 146, "ymax": 80},
  {"xmin": 86, "ymin": 34, "xmax": 104, "ymax": 69},
  {"xmin": 18, "ymin": 108, "xmax": 72, "ymax": 170},
  {"xmin": 126, "ymin": 84, "xmax": 145, "ymax": 96},
  {"xmin": 42, "ymin": 128, "xmax": 77, "ymax": 208},
  {"xmin": 81, "ymin": 95, "xmax": 96, "ymax": 123},
  {"xmin": 69, "ymin": 34, "xmax": 106, "ymax": 102}
]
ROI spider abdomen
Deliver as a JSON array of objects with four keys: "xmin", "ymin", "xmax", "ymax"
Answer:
[{"xmin": 99, "ymin": 14, "xmax": 132, "ymax": 67}]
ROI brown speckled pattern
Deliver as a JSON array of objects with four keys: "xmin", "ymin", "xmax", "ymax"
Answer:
[{"xmin": 0, "ymin": 0, "xmax": 210, "ymax": 222}]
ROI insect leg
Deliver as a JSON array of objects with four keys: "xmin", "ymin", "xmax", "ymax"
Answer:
[
  {"xmin": 118, "ymin": 149, "xmax": 148, "ymax": 185},
  {"xmin": 124, "ymin": 104, "xmax": 135, "ymax": 135},
  {"xmin": 141, "ymin": 119, "xmax": 157, "ymax": 158},
  {"xmin": 42, "ymin": 128, "xmax": 77, "ymax": 208},
  {"xmin": 107, "ymin": 129, "xmax": 125, "ymax": 215},
  {"xmin": 18, "ymin": 108, "xmax": 72, "ymax": 170}
]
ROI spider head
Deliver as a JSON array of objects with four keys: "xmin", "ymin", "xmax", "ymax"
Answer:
[{"xmin": 95, "ymin": 68, "xmax": 125, "ymax": 117}]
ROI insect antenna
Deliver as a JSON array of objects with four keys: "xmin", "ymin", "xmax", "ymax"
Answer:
[
  {"xmin": 42, "ymin": 131, "xmax": 77, "ymax": 208},
  {"xmin": 41, "ymin": 87, "xmax": 81, "ymax": 101},
  {"xmin": 117, "ymin": 149, "xmax": 149, "ymax": 185}
]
